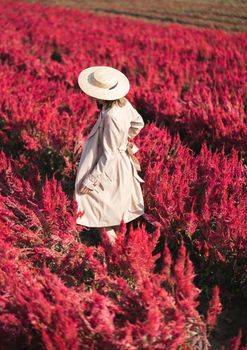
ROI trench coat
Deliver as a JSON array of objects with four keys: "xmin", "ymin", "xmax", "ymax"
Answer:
[{"xmin": 74, "ymin": 98, "xmax": 145, "ymax": 227}]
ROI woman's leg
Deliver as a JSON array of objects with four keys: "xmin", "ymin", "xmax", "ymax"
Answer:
[{"xmin": 98, "ymin": 226, "xmax": 118, "ymax": 244}]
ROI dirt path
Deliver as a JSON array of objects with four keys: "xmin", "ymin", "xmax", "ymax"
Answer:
[{"xmin": 25, "ymin": 0, "xmax": 247, "ymax": 31}]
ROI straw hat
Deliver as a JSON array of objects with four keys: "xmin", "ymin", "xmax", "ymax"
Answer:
[{"xmin": 78, "ymin": 66, "xmax": 130, "ymax": 100}]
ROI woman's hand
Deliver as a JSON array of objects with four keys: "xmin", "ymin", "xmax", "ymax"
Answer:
[{"xmin": 79, "ymin": 185, "xmax": 93, "ymax": 194}]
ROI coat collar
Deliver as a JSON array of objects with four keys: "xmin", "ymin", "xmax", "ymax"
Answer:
[{"xmin": 87, "ymin": 111, "xmax": 104, "ymax": 139}]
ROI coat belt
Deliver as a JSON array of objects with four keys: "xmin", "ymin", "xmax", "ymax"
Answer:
[{"xmin": 118, "ymin": 144, "xmax": 142, "ymax": 172}]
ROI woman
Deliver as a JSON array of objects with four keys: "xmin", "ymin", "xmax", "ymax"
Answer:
[{"xmin": 74, "ymin": 66, "xmax": 145, "ymax": 244}]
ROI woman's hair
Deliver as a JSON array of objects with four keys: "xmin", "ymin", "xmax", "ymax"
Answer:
[{"xmin": 103, "ymin": 97, "xmax": 127, "ymax": 110}]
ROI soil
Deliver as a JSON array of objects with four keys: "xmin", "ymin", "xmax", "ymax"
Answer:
[{"xmin": 24, "ymin": 0, "xmax": 247, "ymax": 31}]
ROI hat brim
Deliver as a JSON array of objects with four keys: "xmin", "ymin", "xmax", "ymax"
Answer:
[{"xmin": 78, "ymin": 66, "xmax": 130, "ymax": 100}]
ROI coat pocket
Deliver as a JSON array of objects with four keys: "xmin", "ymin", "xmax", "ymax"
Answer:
[
  {"xmin": 104, "ymin": 170, "xmax": 113, "ymax": 182},
  {"xmin": 104, "ymin": 165, "xmax": 117, "ymax": 182},
  {"xmin": 102, "ymin": 161, "xmax": 117, "ymax": 183},
  {"xmin": 95, "ymin": 168, "xmax": 114, "ymax": 192}
]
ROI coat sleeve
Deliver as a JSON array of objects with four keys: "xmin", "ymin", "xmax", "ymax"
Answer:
[
  {"xmin": 82, "ymin": 114, "xmax": 121, "ymax": 190},
  {"xmin": 128, "ymin": 106, "xmax": 145, "ymax": 140}
]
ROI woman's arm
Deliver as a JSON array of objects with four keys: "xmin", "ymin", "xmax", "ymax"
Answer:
[
  {"xmin": 82, "ymin": 114, "xmax": 121, "ymax": 191},
  {"xmin": 128, "ymin": 107, "xmax": 145, "ymax": 140}
]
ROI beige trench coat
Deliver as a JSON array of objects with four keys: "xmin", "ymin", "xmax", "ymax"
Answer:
[{"xmin": 74, "ymin": 98, "xmax": 145, "ymax": 227}]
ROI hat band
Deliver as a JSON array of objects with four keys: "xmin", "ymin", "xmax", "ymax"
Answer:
[
  {"xmin": 109, "ymin": 82, "xmax": 118, "ymax": 90},
  {"xmin": 91, "ymin": 74, "xmax": 118, "ymax": 90}
]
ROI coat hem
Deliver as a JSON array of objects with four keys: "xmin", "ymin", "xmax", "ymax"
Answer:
[{"xmin": 75, "ymin": 211, "xmax": 145, "ymax": 228}]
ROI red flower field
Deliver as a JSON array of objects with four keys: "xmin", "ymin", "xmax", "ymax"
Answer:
[{"xmin": 0, "ymin": 1, "xmax": 247, "ymax": 348}]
